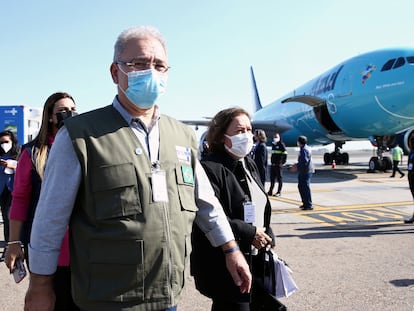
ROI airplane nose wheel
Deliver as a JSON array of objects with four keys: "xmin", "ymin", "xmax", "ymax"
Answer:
[
  {"xmin": 323, "ymin": 151, "xmax": 349, "ymax": 165},
  {"xmin": 323, "ymin": 142, "xmax": 349, "ymax": 165}
]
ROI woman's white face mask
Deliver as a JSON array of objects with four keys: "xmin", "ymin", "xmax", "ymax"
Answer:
[
  {"xmin": 224, "ymin": 132, "xmax": 254, "ymax": 158},
  {"xmin": 1, "ymin": 142, "xmax": 12, "ymax": 153}
]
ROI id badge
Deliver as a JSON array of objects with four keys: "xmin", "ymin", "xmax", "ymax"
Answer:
[
  {"xmin": 151, "ymin": 169, "xmax": 169, "ymax": 202},
  {"xmin": 243, "ymin": 201, "xmax": 256, "ymax": 223},
  {"xmin": 409, "ymin": 163, "xmax": 413, "ymax": 171}
]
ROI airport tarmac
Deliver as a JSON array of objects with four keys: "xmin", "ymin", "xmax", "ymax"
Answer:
[{"xmin": 1, "ymin": 150, "xmax": 414, "ymax": 310}]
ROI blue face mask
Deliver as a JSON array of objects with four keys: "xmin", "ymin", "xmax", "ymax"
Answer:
[{"xmin": 119, "ymin": 68, "xmax": 167, "ymax": 109}]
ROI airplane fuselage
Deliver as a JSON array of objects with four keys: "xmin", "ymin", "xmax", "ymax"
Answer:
[{"xmin": 252, "ymin": 48, "xmax": 414, "ymax": 147}]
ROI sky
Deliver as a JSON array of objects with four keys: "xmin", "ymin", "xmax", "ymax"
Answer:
[{"xmin": 2, "ymin": 0, "xmax": 414, "ymax": 133}]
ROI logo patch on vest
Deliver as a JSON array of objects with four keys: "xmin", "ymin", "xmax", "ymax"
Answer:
[
  {"xmin": 176, "ymin": 146, "xmax": 191, "ymax": 166},
  {"xmin": 181, "ymin": 165, "xmax": 194, "ymax": 185}
]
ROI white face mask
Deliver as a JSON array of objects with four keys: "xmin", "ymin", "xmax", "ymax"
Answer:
[
  {"xmin": 1, "ymin": 142, "xmax": 12, "ymax": 153},
  {"xmin": 273, "ymin": 138, "xmax": 280, "ymax": 143},
  {"xmin": 224, "ymin": 132, "xmax": 254, "ymax": 158}
]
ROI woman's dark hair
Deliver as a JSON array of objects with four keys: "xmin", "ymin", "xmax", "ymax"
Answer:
[
  {"xmin": 34, "ymin": 92, "xmax": 75, "ymax": 180},
  {"xmin": 0, "ymin": 130, "xmax": 19, "ymax": 155},
  {"xmin": 206, "ymin": 107, "xmax": 250, "ymax": 154}
]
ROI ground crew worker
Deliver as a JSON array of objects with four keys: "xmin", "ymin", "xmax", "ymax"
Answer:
[{"xmin": 268, "ymin": 133, "xmax": 287, "ymax": 196}]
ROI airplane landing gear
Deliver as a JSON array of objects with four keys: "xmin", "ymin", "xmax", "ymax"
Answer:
[
  {"xmin": 367, "ymin": 144, "xmax": 392, "ymax": 172},
  {"xmin": 323, "ymin": 142, "xmax": 349, "ymax": 165},
  {"xmin": 368, "ymin": 156, "xmax": 392, "ymax": 172}
]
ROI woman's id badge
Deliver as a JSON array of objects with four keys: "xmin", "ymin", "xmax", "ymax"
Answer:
[{"xmin": 243, "ymin": 201, "xmax": 256, "ymax": 223}]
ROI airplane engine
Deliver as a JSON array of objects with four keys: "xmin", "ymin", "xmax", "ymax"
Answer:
[{"xmin": 401, "ymin": 127, "xmax": 414, "ymax": 154}]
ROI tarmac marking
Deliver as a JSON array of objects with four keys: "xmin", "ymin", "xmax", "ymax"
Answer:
[
  {"xmin": 270, "ymin": 195, "xmax": 411, "ymax": 210},
  {"xmin": 270, "ymin": 197, "xmax": 412, "ymax": 225},
  {"xmin": 319, "ymin": 201, "xmax": 412, "ymax": 210},
  {"xmin": 358, "ymin": 179, "xmax": 382, "ymax": 183},
  {"xmin": 281, "ymin": 189, "xmax": 335, "ymax": 194},
  {"xmin": 304, "ymin": 207, "xmax": 408, "ymax": 225}
]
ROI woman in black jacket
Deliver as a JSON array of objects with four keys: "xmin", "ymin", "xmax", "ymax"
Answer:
[
  {"xmin": 252, "ymin": 129, "xmax": 268, "ymax": 185},
  {"xmin": 191, "ymin": 107, "xmax": 275, "ymax": 311}
]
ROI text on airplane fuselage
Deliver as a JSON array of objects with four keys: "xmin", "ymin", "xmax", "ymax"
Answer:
[{"xmin": 310, "ymin": 65, "xmax": 344, "ymax": 96}]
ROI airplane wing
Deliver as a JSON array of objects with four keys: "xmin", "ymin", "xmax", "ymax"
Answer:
[
  {"xmin": 180, "ymin": 119, "xmax": 211, "ymax": 129},
  {"xmin": 252, "ymin": 120, "xmax": 293, "ymax": 133},
  {"xmin": 181, "ymin": 118, "xmax": 292, "ymax": 135}
]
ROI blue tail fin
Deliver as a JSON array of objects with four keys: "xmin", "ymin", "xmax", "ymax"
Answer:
[{"xmin": 250, "ymin": 66, "xmax": 262, "ymax": 112}]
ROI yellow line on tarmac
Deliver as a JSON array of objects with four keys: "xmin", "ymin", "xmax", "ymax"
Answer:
[
  {"xmin": 269, "ymin": 196, "xmax": 301, "ymax": 207},
  {"xmin": 269, "ymin": 196, "xmax": 412, "ymax": 214},
  {"xmin": 299, "ymin": 206, "xmax": 410, "ymax": 226},
  {"xmin": 323, "ymin": 202, "xmax": 412, "ymax": 210},
  {"xmin": 272, "ymin": 203, "xmax": 411, "ymax": 226}
]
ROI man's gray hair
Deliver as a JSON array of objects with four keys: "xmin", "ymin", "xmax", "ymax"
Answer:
[{"xmin": 113, "ymin": 26, "xmax": 167, "ymax": 61}]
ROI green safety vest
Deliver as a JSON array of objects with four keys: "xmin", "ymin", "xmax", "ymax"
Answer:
[{"xmin": 65, "ymin": 105, "xmax": 198, "ymax": 311}]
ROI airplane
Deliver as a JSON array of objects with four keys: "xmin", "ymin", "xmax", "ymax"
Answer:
[
  {"xmin": 182, "ymin": 47, "xmax": 414, "ymax": 171},
  {"xmin": 249, "ymin": 47, "xmax": 414, "ymax": 172}
]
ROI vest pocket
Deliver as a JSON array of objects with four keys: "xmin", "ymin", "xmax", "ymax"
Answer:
[
  {"xmin": 92, "ymin": 163, "xmax": 141, "ymax": 220},
  {"xmin": 88, "ymin": 238, "xmax": 144, "ymax": 302},
  {"xmin": 175, "ymin": 164, "xmax": 197, "ymax": 212}
]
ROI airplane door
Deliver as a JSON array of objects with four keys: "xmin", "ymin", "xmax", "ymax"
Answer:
[
  {"xmin": 336, "ymin": 71, "xmax": 352, "ymax": 97},
  {"xmin": 313, "ymin": 103, "xmax": 342, "ymax": 134}
]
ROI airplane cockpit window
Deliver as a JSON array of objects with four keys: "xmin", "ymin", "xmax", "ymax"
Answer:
[
  {"xmin": 393, "ymin": 57, "xmax": 405, "ymax": 69},
  {"xmin": 381, "ymin": 59, "xmax": 395, "ymax": 71},
  {"xmin": 406, "ymin": 56, "xmax": 414, "ymax": 63},
  {"xmin": 381, "ymin": 57, "xmax": 409, "ymax": 71}
]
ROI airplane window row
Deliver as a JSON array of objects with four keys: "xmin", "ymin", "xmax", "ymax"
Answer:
[{"xmin": 381, "ymin": 56, "xmax": 414, "ymax": 71}]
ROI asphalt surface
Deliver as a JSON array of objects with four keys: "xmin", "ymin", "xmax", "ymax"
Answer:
[{"xmin": 1, "ymin": 150, "xmax": 414, "ymax": 310}]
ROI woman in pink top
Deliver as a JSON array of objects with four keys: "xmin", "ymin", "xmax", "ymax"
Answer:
[{"xmin": 5, "ymin": 92, "xmax": 78, "ymax": 311}]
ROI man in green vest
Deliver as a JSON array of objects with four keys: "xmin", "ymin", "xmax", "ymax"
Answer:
[
  {"xmin": 390, "ymin": 143, "xmax": 405, "ymax": 178},
  {"xmin": 24, "ymin": 25, "xmax": 251, "ymax": 311}
]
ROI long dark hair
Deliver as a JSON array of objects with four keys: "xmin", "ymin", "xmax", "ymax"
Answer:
[{"xmin": 32, "ymin": 92, "xmax": 75, "ymax": 179}]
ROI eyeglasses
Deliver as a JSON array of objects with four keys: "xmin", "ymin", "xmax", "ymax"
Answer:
[{"xmin": 116, "ymin": 61, "xmax": 170, "ymax": 73}]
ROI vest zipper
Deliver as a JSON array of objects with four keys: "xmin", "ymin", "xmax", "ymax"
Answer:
[{"xmin": 162, "ymin": 202, "xmax": 174, "ymax": 306}]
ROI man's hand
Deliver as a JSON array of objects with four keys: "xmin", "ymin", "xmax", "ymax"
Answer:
[
  {"xmin": 24, "ymin": 273, "xmax": 55, "ymax": 311},
  {"xmin": 222, "ymin": 243, "xmax": 252, "ymax": 293}
]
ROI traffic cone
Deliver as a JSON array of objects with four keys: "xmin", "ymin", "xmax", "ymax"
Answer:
[{"xmin": 332, "ymin": 160, "xmax": 336, "ymax": 169}]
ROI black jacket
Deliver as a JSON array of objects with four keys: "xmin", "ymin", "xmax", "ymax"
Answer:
[
  {"xmin": 253, "ymin": 141, "xmax": 268, "ymax": 184},
  {"xmin": 191, "ymin": 151, "xmax": 274, "ymax": 302}
]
